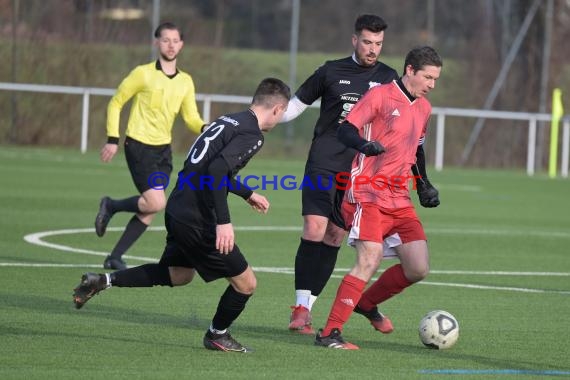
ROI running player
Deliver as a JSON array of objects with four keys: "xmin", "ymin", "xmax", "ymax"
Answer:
[
  {"xmin": 314, "ymin": 46, "xmax": 443, "ymax": 349},
  {"xmin": 74, "ymin": 78, "xmax": 291, "ymax": 353}
]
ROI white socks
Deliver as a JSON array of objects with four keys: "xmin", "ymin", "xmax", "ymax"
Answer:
[
  {"xmin": 295, "ymin": 290, "xmax": 318, "ymax": 311},
  {"xmin": 209, "ymin": 325, "xmax": 227, "ymax": 335},
  {"xmin": 104, "ymin": 273, "xmax": 112, "ymax": 288},
  {"xmin": 308, "ymin": 294, "xmax": 317, "ymax": 310}
]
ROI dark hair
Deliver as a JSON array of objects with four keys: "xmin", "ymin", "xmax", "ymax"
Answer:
[
  {"xmin": 154, "ymin": 22, "xmax": 183, "ymax": 40},
  {"xmin": 403, "ymin": 46, "xmax": 443, "ymax": 75},
  {"xmin": 252, "ymin": 78, "xmax": 291, "ymax": 107},
  {"xmin": 354, "ymin": 14, "xmax": 388, "ymax": 34}
]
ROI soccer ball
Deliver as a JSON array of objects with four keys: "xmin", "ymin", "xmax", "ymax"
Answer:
[{"xmin": 418, "ymin": 310, "xmax": 459, "ymax": 349}]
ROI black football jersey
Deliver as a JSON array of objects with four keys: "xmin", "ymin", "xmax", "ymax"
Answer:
[
  {"xmin": 166, "ymin": 109, "xmax": 264, "ymax": 227},
  {"xmin": 296, "ymin": 56, "xmax": 398, "ymax": 172}
]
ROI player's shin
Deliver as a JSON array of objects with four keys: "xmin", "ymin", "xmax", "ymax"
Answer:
[
  {"xmin": 110, "ymin": 263, "xmax": 172, "ymax": 287},
  {"xmin": 294, "ymin": 238, "xmax": 321, "ymax": 307},
  {"xmin": 109, "ymin": 215, "xmax": 148, "ymax": 259},
  {"xmin": 322, "ymin": 274, "xmax": 366, "ymax": 336},
  {"xmin": 211, "ymin": 285, "xmax": 251, "ymax": 331},
  {"xmin": 313, "ymin": 242, "xmax": 340, "ymax": 296},
  {"xmin": 358, "ymin": 264, "xmax": 412, "ymax": 308}
]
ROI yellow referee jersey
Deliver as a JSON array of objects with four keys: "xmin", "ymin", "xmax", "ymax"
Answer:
[{"xmin": 106, "ymin": 61, "xmax": 204, "ymax": 145}]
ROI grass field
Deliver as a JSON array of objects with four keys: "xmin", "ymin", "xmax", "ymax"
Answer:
[{"xmin": 1, "ymin": 146, "xmax": 569, "ymax": 379}]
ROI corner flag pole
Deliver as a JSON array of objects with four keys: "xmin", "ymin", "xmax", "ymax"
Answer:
[{"xmin": 549, "ymin": 88, "xmax": 564, "ymax": 178}]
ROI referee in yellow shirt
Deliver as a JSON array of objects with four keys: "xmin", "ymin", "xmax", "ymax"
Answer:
[{"xmin": 96, "ymin": 22, "xmax": 205, "ymax": 270}]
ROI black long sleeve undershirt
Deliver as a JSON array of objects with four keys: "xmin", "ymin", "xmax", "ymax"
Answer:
[
  {"xmin": 412, "ymin": 144, "xmax": 429, "ymax": 187},
  {"xmin": 337, "ymin": 121, "xmax": 368, "ymax": 149},
  {"xmin": 229, "ymin": 177, "xmax": 253, "ymax": 200},
  {"xmin": 206, "ymin": 157, "xmax": 253, "ymax": 224}
]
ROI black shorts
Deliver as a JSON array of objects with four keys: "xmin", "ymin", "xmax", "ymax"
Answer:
[
  {"xmin": 301, "ymin": 166, "xmax": 347, "ymax": 229},
  {"xmin": 124, "ymin": 136, "xmax": 173, "ymax": 193},
  {"xmin": 159, "ymin": 214, "xmax": 249, "ymax": 282}
]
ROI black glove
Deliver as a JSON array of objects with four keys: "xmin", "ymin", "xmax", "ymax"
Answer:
[
  {"xmin": 358, "ymin": 141, "xmax": 385, "ymax": 156},
  {"xmin": 416, "ymin": 180, "xmax": 440, "ymax": 208}
]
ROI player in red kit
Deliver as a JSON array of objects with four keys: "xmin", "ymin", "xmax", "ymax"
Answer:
[
  {"xmin": 280, "ymin": 14, "xmax": 398, "ymax": 335},
  {"xmin": 315, "ymin": 46, "xmax": 442, "ymax": 349}
]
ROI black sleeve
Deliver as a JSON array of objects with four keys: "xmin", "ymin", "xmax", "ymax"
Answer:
[
  {"xmin": 229, "ymin": 177, "xmax": 253, "ymax": 200},
  {"xmin": 337, "ymin": 121, "xmax": 368, "ymax": 149},
  {"xmin": 412, "ymin": 144, "xmax": 429, "ymax": 186},
  {"xmin": 206, "ymin": 157, "xmax": 232, "ymax": 224},
  {"xmin": 295, "ymin": 62, "xmax": 327, "ymax": 105}
]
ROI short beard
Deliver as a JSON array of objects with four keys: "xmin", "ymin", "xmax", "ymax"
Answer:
[
  {"xmin": 160, "ymin": 53, "xmax": 177, "ymax": 62},
  {"xmin": 357, "ymin": 55, "xmax": 376, "ymax": 67}
]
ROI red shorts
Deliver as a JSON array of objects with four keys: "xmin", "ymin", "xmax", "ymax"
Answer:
[{"xmin": 342, "ymin": 202, "xmax": 426, "ymax": 244}]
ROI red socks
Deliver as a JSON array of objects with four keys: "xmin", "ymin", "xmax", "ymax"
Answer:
[
  {"xmin": 322, "ymin": 265, "xmax": 414, "ymax": 336},
  {"xmin": 322, "ymin": 274, "xmax": 367, "ymax": 336},
  {"xmin": 358, "ymin": 264, "xmax": 412, "ymax": 311}
]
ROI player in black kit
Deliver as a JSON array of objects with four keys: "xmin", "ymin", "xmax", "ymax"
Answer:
[
  {"xmin": 72, "ymin": 78, "xmax": 290, "ymax": 353},
  {"xmin": 281, "ymin": 14, "xmax": 399, "ymax": 334}
]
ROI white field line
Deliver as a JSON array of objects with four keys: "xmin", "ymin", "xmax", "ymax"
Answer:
[
  {"xmin": 24, "ymin": 225, "xmax": 570, "ymax": 243},
  {"xmin": 10, "ymin": 226, "xmax": 570, "ymax": 295},
  {"xmin": 0, "ymin": 263, "xmax": 107, "ymax": 268},
  {"xmin": 417, "ymin": 280, "xmax": 570, "ymax": 295},
  {"xmin": 254, "ymin": 267, "xmax": 570, "ymax": 277},
  {"xmin": 2, "ymin": 263, "xmax": 569, "ymax": 295},
  {"xmin": 323, "ymin": 273, "xmax": 570, "ymax": 295}
]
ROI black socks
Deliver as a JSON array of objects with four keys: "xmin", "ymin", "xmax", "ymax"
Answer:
[
  {"xmin": 313, "ymin": 242, "xmax": 340, "ymax": 296},
  {"xmin": 109, "ymin": 215, "xmax": 148, "ymax": 259},
  {"xmin": 110, "ymin": 263, "xmax": 172, "ymax": 287},
  {"xmin": 294, "ymin": 238, "xmax": 322, "ymax": 291},
  {"xmin": 211, "ymin": 285, "xmax": 251, "ymax": 331},
  {"xmin": 294, "ymin": 238, "xmax": 341, "ymax": 296},
  {"xmin": 109, "ymin": 196, "xmax": 140, "ymax": 214}
]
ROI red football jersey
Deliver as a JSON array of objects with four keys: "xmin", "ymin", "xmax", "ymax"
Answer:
[{"xmin": 345, "ymin": 80, "xmax": 432, "ymax": 208}]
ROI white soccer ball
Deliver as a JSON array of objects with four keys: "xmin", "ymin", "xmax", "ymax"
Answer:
[{"xmin": 418, "ymin": 310, "xmax": 459, "ymax": 349}]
